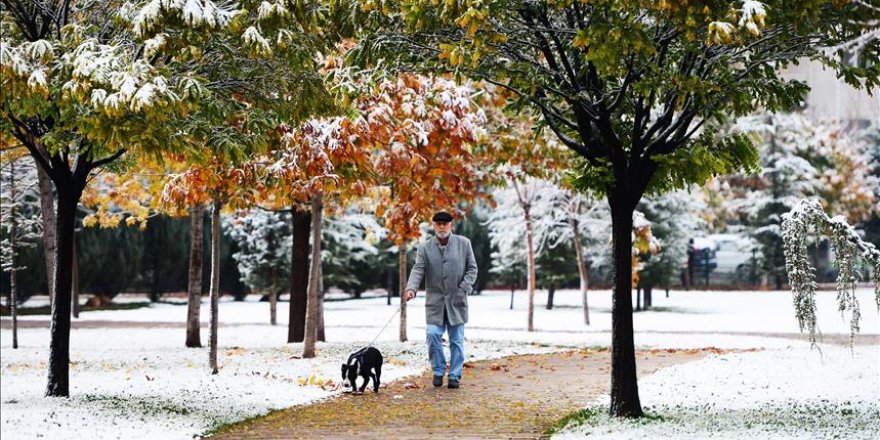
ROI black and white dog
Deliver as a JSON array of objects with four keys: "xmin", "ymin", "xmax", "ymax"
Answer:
[{"xmin": 341, "ymin": 346, "xmax": 383, "ymax": 394}]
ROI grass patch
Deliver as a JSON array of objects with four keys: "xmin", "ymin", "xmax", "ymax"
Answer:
[
  {"xmin": 547, "ymin": 406, "xmax": 666, "ymax": 436},
  {"xmin": 202, "ymin": 408, "xmax": 285, "ymax": 438},
  {"xmin": 546, "ymin": 407, "xmax": 602, "ymax": 435},
  {"xmin": 2, "ymin": 301, "xmax": 152, "ymax": 316},
  {"xmin": 79, "ymin": 394, "xmax": 194, "ymax": 417}
]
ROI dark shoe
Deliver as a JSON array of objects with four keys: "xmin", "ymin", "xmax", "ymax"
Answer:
[
  {"xmin": 432, "ymin": 375, "xmax": 443, "ymax": 387},
  {"xmin": 448, "ymin": 378, "xmax": 460, "ymax": 389}
]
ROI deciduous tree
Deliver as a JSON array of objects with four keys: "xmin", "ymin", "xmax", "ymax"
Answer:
[{"xmin": 356, "ymin": 0, "xmax": 880, "ymax": 416}]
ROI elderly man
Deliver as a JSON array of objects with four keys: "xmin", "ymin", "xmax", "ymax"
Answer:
[{"xmin": 404, "ymin": 211, "xmax": 478, "ymax": 389}]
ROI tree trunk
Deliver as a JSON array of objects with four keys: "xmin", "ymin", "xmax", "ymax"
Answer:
[
  {"xmin": 288, "ymin": 204, "xmax": 310, "ymax": 343},
  {"xmin": 317, "ymin": 261, "xmax": 325, "ymax": 342},
  {"xmin": 399, "ymin": 245, "xmax": 408, "ymax": 342},
  {"xmin": 635, "ymin": 286, "xmax": 642, "ymax": 312},
  {"xmin": 269, "ymin": 268, "xmax": 278, "ymax": 326},
  {"xmin": 684, "ymin": 247, "xmax": 693, "ymax": 291},
  {"xmin": 386, "ymin": 268, "xmax": 393, "ymax": 306},
  {"xmin": 46, "ymin": 182, "xmax": 84, "ymax": 397},
  {"xmin": 71, "ymin": 238, "xmax": 79, "ymax": 318},
  {"xmin": 572, "ymin": 218, "xmax": 590, "ymax": 325},
  {"xmin": 9, "ymin": 159, "xmax": 19, "ymax": 349},
  {"xmin": 36, "ymin": 164, "xmax": 55, "ymax": 300},
  {"xmin": 509, "ymin": 287, "xmax": 514, "ymax": 310},
  {"xmin": 208, "ymin": 196, "xmax": 222, "ymax": 374},
  {"xmin": 644, "ymin": 286, "xmax": 653, "ymax": 310},
  {"xmin": 186, "ymin": 205, "xmax": 203, "ymax": 348},
  {"xmin": 10, "ymin": 246, "xmax": 18, "ymax": 348},
  {"xmin": 608, "ymin": 194, "xmax": 642, "ymax": 417},
  {"xmin": 525, "ymin": 207, "xmax": 536, "ymax": 332},
  {"xmin": 303, "ymin": 193, "xmax": 322, "ymax": 358},
  {"xmin": 546, "ymin": 286, "xmax": 555, "ymax": 310}
]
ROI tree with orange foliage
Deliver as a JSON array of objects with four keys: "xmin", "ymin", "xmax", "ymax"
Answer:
[
  {"xmin": 355, "ymin": 74, "xmax": 490, "ymax": 342},
  {"xmin": 255, "ymin": 116, "xmax": 370, "ymax": 357},
  {"xmin": 162, "ymin": 156, "xmax": 265, "ymax": 373},
  {"xmin": 81, "ymin": 156, "xmax": 212, "ymax": 349}
]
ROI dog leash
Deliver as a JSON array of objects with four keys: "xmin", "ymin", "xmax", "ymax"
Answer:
[{"xmin": 363, "ymin": 305, "xmax": 401, "ymax": 350}]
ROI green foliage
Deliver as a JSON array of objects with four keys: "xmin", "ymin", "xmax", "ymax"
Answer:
[
  {"xmin": 569, "ymin": 157, "xmax": 614, "ymax": 198},
  {"xmin": 354, "ymin": 0, "xmax": 879, "ymax": 201},
  {"xmin": 649, "ymin": 130, "xmax": 760, "ymax": 196},
  {"xmin": 77, "ymin": 223, "xmax": 144, "ymax": 298},
  {"xmin": 140, "ymin": 215, "xmax": 190, "ymax": 301},
  {"xmin": 1, "ymin": 0, "xmax": 361, "ymax": 183},
  {"xmin": 0, "ymin": 236, "xmax": 47, "ymax": 302},
  {"xmin": 536, "ymin": 241, "xmax": 579, "ymax": 290}
]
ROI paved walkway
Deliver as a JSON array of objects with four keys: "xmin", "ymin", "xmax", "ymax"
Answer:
[{"xmin": 208, "ymin": 348, "xmax": 720, "ymax": 440}]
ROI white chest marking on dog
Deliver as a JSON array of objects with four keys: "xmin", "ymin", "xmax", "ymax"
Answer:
[{"xmin": 343, "ymin": 357, "xmax": 360, "ymax": 391}]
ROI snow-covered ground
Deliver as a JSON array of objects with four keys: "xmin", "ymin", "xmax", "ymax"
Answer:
[
  {"xmin": 553, "ymin": 345, "xmax": 880, "ymax": 439},
  {"xmin": 2, "ymin": 288, "xmax": 878, "ymax": 439}
]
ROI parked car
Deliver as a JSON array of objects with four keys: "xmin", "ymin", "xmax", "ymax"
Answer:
[{"xmin": 690, "ymin": 233, "xmax": 757, "ymax": 285}]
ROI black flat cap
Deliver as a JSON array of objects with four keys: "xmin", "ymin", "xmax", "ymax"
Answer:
[{"xmin": 432, "ymin": 211, "xmax": 453, "ymax": 223}]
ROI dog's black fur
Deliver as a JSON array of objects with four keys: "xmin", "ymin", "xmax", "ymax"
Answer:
[{"xmin": 341, "ymin": 346, "xmax": 383, "ymax": 394}]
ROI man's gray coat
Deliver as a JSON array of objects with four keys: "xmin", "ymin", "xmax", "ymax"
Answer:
[{"xmin": 406, "ymin": 234, "xmax": 478, "ymax": 326}]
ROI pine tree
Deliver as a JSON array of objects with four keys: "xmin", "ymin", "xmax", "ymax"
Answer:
[{"xmin": 225, "ymin": 210, "xmax": 291, "ymax": 325}]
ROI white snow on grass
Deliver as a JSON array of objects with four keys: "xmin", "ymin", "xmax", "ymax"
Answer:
[
  {"xmin": 2, "ymin": 288, "xmax": 878, "ymax": 439},
  {"xmin": 553, "ymin": 345, "xmax": 880, "ymax": 439}
]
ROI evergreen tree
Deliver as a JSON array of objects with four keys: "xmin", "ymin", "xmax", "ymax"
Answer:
[
  {"xmin": 77, "ymin": 223, "xmax": 143, "ymax": 298},
  {"xmin": 721, "ymin": 114, "xmax": 879, "ymax": 288},
  {"xmin": 225, "ymin": 210, "xmax": 291, "ymax": 299},
  {"xmin": 322, "ymin": 211, "xmax": 386, "ymax": 296},
  {"xmin": 858, "ymin": 123, "xmax": 880, "ymax": 248},
  {"xmin": 140, "ymin": 215, "xmax": 189, "ymax": 301},
  {"xmin": 536, "ymin": 242, "xmax": 578, "ymax": 309},
  {"xmin": 637, "ymin": 190, "xmax": 705, "ymax": 303}
]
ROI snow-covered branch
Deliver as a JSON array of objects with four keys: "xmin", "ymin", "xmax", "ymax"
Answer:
[{"xmin": 781, "ymin": 199, "xmax": 880, "ymax": 346}]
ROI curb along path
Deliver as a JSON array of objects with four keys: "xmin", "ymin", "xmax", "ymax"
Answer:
[{"xmin": 209, "ymin": 348, "xmax": 721, "ymax": 440}]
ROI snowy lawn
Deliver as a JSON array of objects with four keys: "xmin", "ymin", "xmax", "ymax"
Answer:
[
  {"xmin": 1, "ymin": 288, "xmax": 877, "ymax": 439},
  {"xmin": 552, "ymin": 345, "xmax": 880, "ymax": 439}
]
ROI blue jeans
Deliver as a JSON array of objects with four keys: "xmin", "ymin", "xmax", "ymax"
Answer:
[{"xmin": 426, "ymin": 321, "xmax": 465, "ymax": 380}]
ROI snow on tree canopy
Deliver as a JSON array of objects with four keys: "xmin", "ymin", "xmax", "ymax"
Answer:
[
  {"xmin": 714, "ymin": 113, "xmax": 879, "ymax": 289},
  {"xmin": 132, "ymin": 0, "xmax": 237, "ymax": 36}
]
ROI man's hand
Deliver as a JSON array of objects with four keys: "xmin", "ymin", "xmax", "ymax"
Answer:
[{"xmin": 404, "ymin": 289, "xmax": 416, "ymax": 302}]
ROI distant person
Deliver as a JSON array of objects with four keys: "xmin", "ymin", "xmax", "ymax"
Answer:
[{"xmin": 403, "ymin": 211, "xmax": 478, "ymax": 389}]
